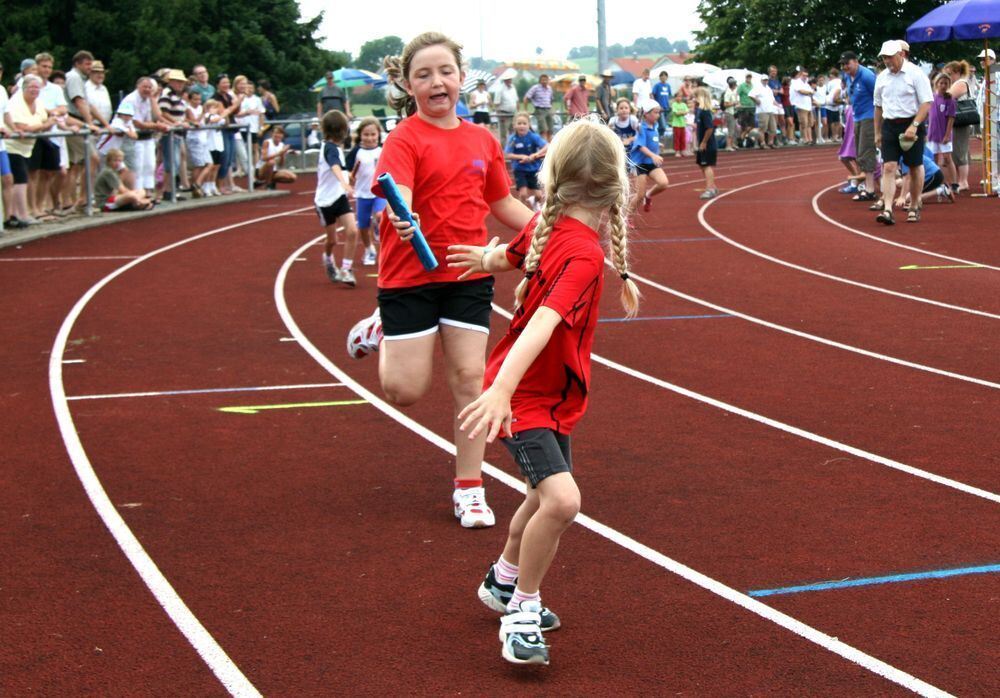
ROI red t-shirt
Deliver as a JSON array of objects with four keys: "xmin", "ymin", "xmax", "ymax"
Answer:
[
  {"xmin": 484, "ymin": 215, "xmax": 605, "ymax": 435},
  {"xmin": 372, "ymin": 116, "xmax": 511, "ymax": 288}
]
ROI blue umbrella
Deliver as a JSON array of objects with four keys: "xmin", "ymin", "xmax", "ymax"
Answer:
[
  {"xmin": 906, "ymin": 0, "xmax": 999, "ymax": 197},
  {"xmin": 610, "ymin": 69, "xmax": 635, "ymax": 87},
  {"xmin": 905, "ymin": 0, "xmax": 1000, "ymax": 42}
]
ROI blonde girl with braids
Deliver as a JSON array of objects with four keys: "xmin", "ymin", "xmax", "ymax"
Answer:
[
  {"xmin": 346, "ymin": 32, "xmax": 535, "ymax": 529},
  {"xmin": 447, "ymin": 117, "xmax": 640, "ymax": 666}
]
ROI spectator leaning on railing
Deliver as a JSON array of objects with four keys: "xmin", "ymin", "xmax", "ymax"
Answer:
[
  {"xmin": 5, "ymin": 75, "xmax": 56, "ymax": 227},
  {"xmin": 190, "ymin": 65, "xmax": 215, "ymax": 103},
  {"xmin": 1, "ymin": 60, "xmax": 19, "ymax": 225},
  {"xmin": 158, "ymin": 69, "xmax": 189, "ymax": 196},
  {"xmin": 85, "ymin": 61, "xmax": 112, "ymax": 129},
  {"xmin": 120, "ymin": 76, "xmax": 167, "ymax": 197},
  {"xmin": 64, "ymin": 50, "xmax": 95, "ymax": 209}
]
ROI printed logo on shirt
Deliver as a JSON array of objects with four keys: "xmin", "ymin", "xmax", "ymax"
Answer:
[{"xmin": 464, "ymin": 158, "xmax": 487, "ymax": 177}]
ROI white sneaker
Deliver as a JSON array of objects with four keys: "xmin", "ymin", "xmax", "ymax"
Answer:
[
  {"xmin": 340, "ymin": 268, "xmax": 357, "ymax": 287},
  {"xmin": 346, "ymin": 307, "xmax": 382, "ymax": 359},
  {"xmin": 362, "ymin": 248, "xmax": 377, "ymax": 266},
  {"xmin": 453, "ymin": 487, "xmax": 495, "ymax": 528}
]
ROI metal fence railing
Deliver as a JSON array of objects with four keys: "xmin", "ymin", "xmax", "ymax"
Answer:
[{"xmin": 0, "ymin": 124, "xmax": 253, "ymax": 234}]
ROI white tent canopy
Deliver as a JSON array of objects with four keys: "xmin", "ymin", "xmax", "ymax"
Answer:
[{"xmin": 703, "ymin": 69, "xmax": 766, "ymax": 92}]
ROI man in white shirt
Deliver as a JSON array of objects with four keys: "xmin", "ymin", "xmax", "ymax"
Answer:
[
  {"xmin": 873, "ymin": 39, "xmax": 934, "ymax": 222},
  {"xmin": 631, "ymin": 68, "xmax": 653, "ymax": 111},
  {"xmin": 753, "ymin": 75, "xmax": 778, "ymax": 147},
  {"xmin": 490, "ymin": 69, "xmax": 519, "ymax": 145},
  {"xmin": 825, "ymin": 69, "xmax": 844, "ymax": 142},
  {"xmin": 790, "ymin": 67, "xmax": 814, "ymax": 144}
]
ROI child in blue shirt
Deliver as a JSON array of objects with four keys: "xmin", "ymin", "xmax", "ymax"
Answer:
[
  {"xmin": 895, "ymin": 150, "xmax": 952, "ymax": 214},
  {"xmin": 630, "ymin": 99, "xmax": 670, "ymax": 212},
  {"xmin": 505, "ymin": 112, "xmax": 548, "ymax": 208}
]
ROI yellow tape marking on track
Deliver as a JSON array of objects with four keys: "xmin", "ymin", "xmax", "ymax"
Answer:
[{"xmin": 218, "ymin": 400, "xmax": 368, "ymax": 414}]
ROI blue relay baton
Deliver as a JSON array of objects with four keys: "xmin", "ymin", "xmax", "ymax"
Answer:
[{"xmin": 377, "ymin": 172, "xmax": 438, "ymax": 271}]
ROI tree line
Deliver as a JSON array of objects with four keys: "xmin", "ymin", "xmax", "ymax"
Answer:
[
  {"xmin": 694, "ymin": 0, "xmax": 971, "ymax": 72},
  {"xmin": 568, "ymin": 37, "xmax": 692, "ymax": 60},
  {"xmin": 0, "ymin": 0, "xmax": 349, "ymax": 107}
]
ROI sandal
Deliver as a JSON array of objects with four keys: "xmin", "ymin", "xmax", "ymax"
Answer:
[
  {"xmin": 853, "ymin": 191, "xmax": 876, "ymax": 201},
  {"xmin": 876, "ymin": 210, "xmax": 895, "ymax": 225},
  {"xmin": 907, "ymin": 207, "xmax": 921, "ymax": 223},
  {"xmin": 869, "ymin": 200, "xmax": 885, "ymax": 211}
]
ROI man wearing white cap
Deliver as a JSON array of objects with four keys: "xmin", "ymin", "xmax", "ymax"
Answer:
[
  {"xmin": 491, "ymin": 68, "xmax": 518, "ymax": 145},
  {"xmin": 976, "ymin": 48, "xmax": 998, "ymax": 190},
  {"xmin": 873, "ymin": 39, "xmax": 933, "ymax": 223}
]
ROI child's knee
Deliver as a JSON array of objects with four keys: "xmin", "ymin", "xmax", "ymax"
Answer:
[
  {"xmin": 448, "ymin": 363, "xmax": 485, "ymax": 393},
  {"xmin": 544, "ymin": 492, "xmax": 580, "ymax": 525},
  {"xmin": 381, "ymin": 373, "xmax": 430, "ymax": 406}
]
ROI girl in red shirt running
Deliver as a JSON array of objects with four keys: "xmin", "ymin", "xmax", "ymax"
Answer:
[
  {"xmin": 447, "ymin": 118, "xmax": 641, "ymax": 665},
  {"xmin": 346, "ymin": 32, "xmax": 534, "ymax": 528}
]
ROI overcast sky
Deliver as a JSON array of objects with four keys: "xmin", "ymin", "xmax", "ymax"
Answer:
[{"xmin": 298, "ymin": 0, "xmax": 704, "ymax": 62}]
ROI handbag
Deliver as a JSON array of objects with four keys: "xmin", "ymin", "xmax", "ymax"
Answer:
[{"xmin": 954, "ymin": 99, "xmax": 980, "ymax": 127}]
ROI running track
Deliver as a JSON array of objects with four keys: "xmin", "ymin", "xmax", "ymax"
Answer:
[{"xmin": 2, "ymin": 146, "xmax": 998, "ymax": 695}]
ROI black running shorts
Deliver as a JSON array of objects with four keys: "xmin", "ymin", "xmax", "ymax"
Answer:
[
  {"xmin": 503, "ymin": 428, "xmax": 573, "ymax": 488},
  {"xmin": 377, "ymin": 276, "xmax": 494, "ymax": 340}
]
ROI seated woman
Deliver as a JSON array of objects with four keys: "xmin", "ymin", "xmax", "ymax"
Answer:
[
  {"xmin": 95, "ymin": 148, "xmax": 154, "ymax": 212},
  {"xmin": 255, "ymin": 126, "xmax": 297, "ymax": 189}
]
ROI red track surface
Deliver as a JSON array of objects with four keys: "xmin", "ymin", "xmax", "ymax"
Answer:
[{"xmin": 2, "ymin": 147, "xmax": 998, "ymax": 695}]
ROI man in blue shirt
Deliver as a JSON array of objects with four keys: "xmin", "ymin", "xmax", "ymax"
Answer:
[
  {"xmin": 841, "ymin": 50, "xmax": 878, "ymax": 198},
  {"xmin": 651, "ymin": 70, "xmax": 672, "ymax": 138}
]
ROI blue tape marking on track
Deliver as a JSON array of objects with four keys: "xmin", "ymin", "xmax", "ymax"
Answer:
[
  {"xmin": 599, "ymin": 314, "xmax": 734, "ymax": 323},
  {"xmin": 631, "ymin": 237, "xmax": 720, "ymax": 243},
  {"xmin": 748, "ymin": 563, "xmax": 1000, "ymax": 598}
]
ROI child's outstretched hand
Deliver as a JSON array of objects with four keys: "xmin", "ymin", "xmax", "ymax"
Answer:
[
  {"xmin": 446, "ymin": 236, "xmax": 499, "ymax": 280},
  {"xmin": 458, "ymin": 386, "xmax": 512, "ymax": 443},
  {"xmin": 388, "ymin": 211, "xmax": 420, "ymax": 242}
]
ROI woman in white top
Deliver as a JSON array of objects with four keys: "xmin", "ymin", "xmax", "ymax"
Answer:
[{"xmin": 469, "ymin": 81, "xmax": 492, "ymax": 127}]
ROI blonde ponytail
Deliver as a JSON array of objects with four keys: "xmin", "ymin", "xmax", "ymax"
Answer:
[
  {"xmin": 607, "ymin": 194, "xmax": 641, "ymax": 318},
  {"xmin": 514, "ymin": 197, "xmax": 561, "ymax": 308}
]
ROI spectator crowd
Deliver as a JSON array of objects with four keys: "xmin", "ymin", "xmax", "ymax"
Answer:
[{"xmin": 2, "ymin": 49, "xmax": 292, "ymax": 229}]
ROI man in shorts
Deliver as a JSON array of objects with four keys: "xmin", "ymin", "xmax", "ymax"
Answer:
[
  {"xmin": 841, "ymin": 50, "xmax": 878, "ymax": 198},
  {"xmin": 873, "ymin": 40, "xmax": 933, "ymax": 223}
]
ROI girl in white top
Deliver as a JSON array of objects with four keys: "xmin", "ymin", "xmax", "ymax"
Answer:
[
  {"xmin": 98, "ymin": 101, "xmax": 138, "ymax": 155},
  {"xmin": 315, "ymin": 110, "xmax": 360, "ymax": 286},
  {"xmin": 349, "ymin": 117, "xmax": 386, "ymax": 266},
  {"xmin": 256, "ymin": 126, "xmax": 298, "ymax": 189},
  {"xmin": 469, "ymin": 81, "xmax": 492, "ymax": 126},
  {"xmin": 184, "ymin": 89, "xmax": 212, "ymax": 195},
  {"xmin": 200, "ymin": 99, "xmax": 226, "ymax": 196}
]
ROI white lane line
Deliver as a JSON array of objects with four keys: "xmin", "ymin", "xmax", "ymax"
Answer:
[
  {"xmin": 275, "ymin": 235, "xmax": 950, "ymax": 698},
  {"xmin": 698, "ymin": 172, "xmax": 1000, "ymax": 320},
  {"xmin": 68, "ymin": 383, "xmax": 344, "ymax": 401},
  {"xmin": 62, "ymin": 359, "xmax": 86, "ymax": 364},
  {"xmin": 279, "ymin": 337, "xmax": 298, "ymax": 342},
  {"xmin": 49, "ymin": 207, "xmax": 312, "ymax": 696},
  {"xmin": 0, "ymin": 256, "xmax": 141, "ymax": 262},
  {"xmin": 501, "ymin": 301, "xmax": 1000, "ymax": 505},
  {"xmin": 811, "ymin": 183, "xmax": 1000, "ymax": 272},
  {"xmin": 616, "ymin": 264, "xmax": 1000, "ymax": 390}
]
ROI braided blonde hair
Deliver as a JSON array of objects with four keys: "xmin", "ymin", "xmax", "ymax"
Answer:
[
  {"xmin": 514, "ymin": 117, "xmax": 641, "ymax": 317},
  {"xmin": 384, "ymin": 32, "xmax": 464, "ymax": 117}
]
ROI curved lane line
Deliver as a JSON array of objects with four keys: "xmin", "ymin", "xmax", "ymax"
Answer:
[
  {"xmin": 811, "ymin": 183, "xmax": 1000, "ymax": 272},
  {"xmin": 493, "ymin": 302, "xmax": 1000, "ymax": 505},
  {"xmin": 613, "ymin": 264, "xmax": 1000, "ymax": 390},
  {"xmin": 697, "ymin": 172, "xmax": 1000, "ymax": 320},
  {"xmin": 49, "ymin": 206, "xmax": 312, "ymax": 696},
  {"xmin": 276, "ymin": 235, "xmax": 951, "ymax": 698}
]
